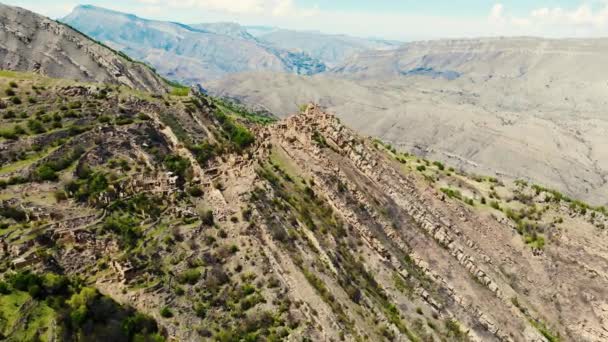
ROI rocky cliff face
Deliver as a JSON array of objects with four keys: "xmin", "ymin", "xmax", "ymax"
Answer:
[
  {"xmin": 1, "ymin": 68, "xmax": 607, "ymax": 341},
  {"xmin": 0, "ymin": 3, "xmax": 168, "ymax": 94}
]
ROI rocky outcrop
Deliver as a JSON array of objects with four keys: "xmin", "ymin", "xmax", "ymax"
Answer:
[{"xmin": 260, "ymin": 105, "xmax": 608, "ymax": 341}]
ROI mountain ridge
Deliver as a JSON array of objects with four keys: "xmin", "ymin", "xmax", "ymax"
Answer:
[
  {"xmin": 2, "ymin": 69, "xmax": 607, "ymax": 340},
  {"xmin": 61, "ymin": 5, "xmax": 327, "ymax": 84},
  {"xmin": 0, "ymin": 3, "xmax": 168, "ymax": 93}
]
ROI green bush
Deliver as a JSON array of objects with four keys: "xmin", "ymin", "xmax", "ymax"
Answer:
[
  {"xmin": 35, "ymin": 164, "xmax": 58, "ymax": 181},
  {"xmin": 0, "ymin": 205, "xmax": 27, "ymax": 222},
  {"xmin": 0, "ymin": 281, "xmax": 11, "ymax": 294},
  {"xmin": 201, "ymin": 210, "xmax": 214, "ymax": 226},
  {"xmin": 98, "ymin": 115, "xmax": 111, "ymax": 123},
  {"xmin": 189, "ymin": 141, "xmax": 218, "ymax": 165},
  {"xmin": 177, "ymin": 269, "xmax": 201, "ymax": 285},
  {"xmin": 5, "ymin": 88, "xmax": 15, "ymax": 96},
  {"xmin": 160, "ymin": 307, "xmax": 173, "ymax": 318},
  {"xmin": 27, "ymin": 119, "xmax": 45, "ymax": 134},
  {"xmin": 432, "ymin": 161, "xmax": 445, "ymax": 171},
  {"xmin": 170, "ymin": 87, "xmax": 189, "ymax": 96},
  {"xmin": 440, "ymin": 188, "xmax": 462, "ymax": 200},
  {"xmin": 10, "ymin": 96, "xmax": 21, "ymax": 105},
  {"xmin": 68, "ymin": 101, "xmax": 82, "ymax": 109},
  {"xmin": 213, "ymin": 110, "xmax": 255, "ymax": 150},
  {"xmin": 187, "ymin": 186, "xmax": 203, "ymax": 197},
  {"xmin": 163, "ymin": 154, "xmax": 191, "ymax": 181},
  {"xmin": 103, "ymin": 213, "xmax": 141, "ymax": 249},
  {"xmin": 0, "ymin": 128, "xmax": 17, "ymax": 140}
]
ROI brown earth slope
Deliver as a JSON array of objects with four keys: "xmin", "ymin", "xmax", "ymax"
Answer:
[{"xmin": 1, "ymin": 70, "xmax": 607, "ymax": 341}]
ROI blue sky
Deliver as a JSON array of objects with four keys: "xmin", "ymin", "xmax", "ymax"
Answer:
[{"xmin": 5, "ymin": 0, "xmax": 608, "ymax": 40}]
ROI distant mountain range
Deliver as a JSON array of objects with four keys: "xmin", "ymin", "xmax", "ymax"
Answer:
[
  {"xmin": 245, "ymin": 26, "xmax": 402, "ymax": 67},
  {"xmin": 61, "ymin": 5, "xmax": 400, "ymax": 84}
]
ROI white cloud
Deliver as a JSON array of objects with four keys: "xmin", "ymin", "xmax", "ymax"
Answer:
[
  {"xmin": 6, "ymin": 1, "xmax": 77, "ymax": 19},
  {"xmin": 488, "ymin": 2, "xmax": 608, "ymax": 36},
  {"xmin": 159, "ymin": 0, "xmax": 315, "ymax": 16},
  {"xmin": 6, "ymin": 0, "xmax": 608, "ymax": 40},
  {"xmin": 489, "ymin": 3, "xmax": 504, "ymax": 22}
]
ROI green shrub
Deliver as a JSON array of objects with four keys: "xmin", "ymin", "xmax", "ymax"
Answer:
[
  {"xmin": 3, "ymin": 110, "xmax": 15, "ymax": 119},
  {"xmin": 213, "ymin": 110, "xmax": 255, "ymax": 150},
  {"xmin": 27, "ymin": 119, "xmax": 45, "ymax": 134},
  {"xmin": 189, "ymin": 141, "xmax": 217, "ymax": 165},
  {"xmin": 12, "ymin": 125, "xmax": 25, "ymax": 136},
  {"xmin": 102, "ymin": 213, "xmax": 141, "ymax": 248},
  {"xmin": 9, "ymin": 81, "xmax": 18, "ymax": 88},
  {"xmin": 201, "ymin": 210, "xmax": 214, "ymax": 226},
  {"xmin": 0, "ymin": 128, "xmax": 17, "ymax": 140},
  {"xmin": 163, "ymin": 154, "xmax": 191, "ymax": 181},
  {"xmin": 432, "ymin": 161, "xmax": 445, "ymax": 171},
  {"xmin": 177, "ymin": 269, "xmax": 201, "ymax": 285},
  {"xmin": 137, "ymin": 113, "xmax": 151, "ymax": 121},
  {"xmin": 440, "ymin": 188, "xmax": 462, "ymax": 200},
  {"xmin": 311, "ymin": 131, "xmax": 328, "ymax": 148},
  {"xmin": 416, "ymin": 165, "xmax": 426, "ymax": 172},
  {"xmin": 10, "ymin": 96, "xmax": 21, "ymax": 105},
  {"xmin": 115, "ymin": 116, "xmax": 134, "ymax": 125},
  {"xmin": 0, "ymin": 281, "xmax": 11, "ymax": 294},
  {"xmin": 490, "ymin": 201, "xmax": 501, "ymax": 210},
  {"xmin": 54, "ymin": 190, "xmax": 68, "ymax": 202},
  {"xmin": 98, "ymin": 115, "xmax": 111, "ymax": 123},
  {"xmin": 35, "ymin": 164, "xmax": 58, "ymax": 181},
  {"xmin": 194, "ymin": 303, "xmax": 208, "ymax": 318},
  {"xmin": 68, "ymin": 101, "xmax": 82, "ymax": 109},
  {"xmin": 0, "ymin": 205, "xmax": 27, "ymax": 222},
  {"xmin": 170, "ymin": 86, "xmax": 189, "ymax": 96},
  {"xmin": 5, "ymin": 88, "xmax": 15, "ymax": 96},
  {"xmin": 445, "ymin": 319, "xmax": 466, "ymax": 339},
  {"xmin": 160, "ymin": 307, "xmax": 173, "ymax": 318},
  {"xmin": 187, "ymin": 186, "xmax": 203, "ymax": 197}
]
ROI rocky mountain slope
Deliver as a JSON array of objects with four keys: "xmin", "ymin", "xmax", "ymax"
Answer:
[
  {"xmin": 0, "ymin": 3, "xmax": 168, "ymax": 94},
  {"xmin": 61, "ymin": 5, "xmax": 326, "ymax": 84},
  {"xmin": 207, "ymin": 37, "xmax": 608, "ymax": 206},
  {"xmin": 1, "ymin": 69, "xmax": 608, "ymax": 341}
]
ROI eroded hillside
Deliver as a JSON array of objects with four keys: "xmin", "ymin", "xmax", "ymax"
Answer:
[
  {"xmin": 1, "ymin": 70, "xmax": 607, "ymax": 341},
  {"xmin": 0, "ymin": 3, "xmax": 167, "ymax": 93}
]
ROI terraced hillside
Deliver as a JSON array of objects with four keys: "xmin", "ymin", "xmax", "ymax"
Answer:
[{"xmin": 1, "ymin": 70, "xmax": 607, "ymax": 341}]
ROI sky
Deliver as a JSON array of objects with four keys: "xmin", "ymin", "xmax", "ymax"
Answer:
[{"xmin": 4, "ymin": 0, "xmax": 608, "ymax": 40}]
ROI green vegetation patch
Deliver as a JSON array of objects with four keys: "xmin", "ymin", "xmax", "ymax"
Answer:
[{"xmin": 0, "ymin": 270, "xmax": 164, "ymax": 341}]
